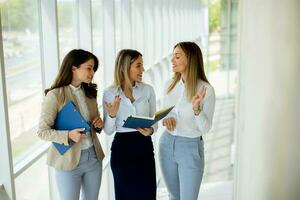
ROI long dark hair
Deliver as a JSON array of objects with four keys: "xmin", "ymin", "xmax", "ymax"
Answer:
[
  {"xmin": 45, "ymin": 49, "xmax": 99, "ymax": 98},
  {"xmin": 167, "ymin": 42, "xmax": 209, "ymax": 100}
]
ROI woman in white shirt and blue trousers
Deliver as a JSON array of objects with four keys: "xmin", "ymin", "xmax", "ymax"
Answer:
[
  {"xmin": 103, "ymin": 49, "xmax": 157, "ymax": 200},
  {"xmin": 159, "ymin": 42, "xmax": 216, "ymax": 200}
]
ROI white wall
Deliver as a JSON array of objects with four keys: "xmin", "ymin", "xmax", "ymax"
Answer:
[{"xmin": 235, "ymin": 0, "xmax": 300, "ymax": 200}]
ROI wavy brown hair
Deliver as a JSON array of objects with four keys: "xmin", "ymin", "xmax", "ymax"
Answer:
[
  {"xmin": 45, "ymin": 49, "xmax": 99, "ymax": 99},
  {"xmin": 167, "ymin": 42, "xmax": 209, "ymax": 101}
]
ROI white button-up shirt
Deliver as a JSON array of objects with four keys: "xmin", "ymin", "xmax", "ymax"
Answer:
[
  {"xmin": 163, "ymin": 79, "xmax": 215, "ymax": 138},
  {"xmin": 103, "ymin": 82, "xmax": 157, "ymax": 135},
  {"xmin": 69, "ymin": 84, "xmax": 93, "ymax": 149}
]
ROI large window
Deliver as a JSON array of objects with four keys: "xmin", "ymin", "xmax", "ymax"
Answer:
[
  {"xmin": 1, "ymin": 0, "xmax": 44, "ymax": 164},
  {"xmin": 57, "ymin": 0, "xmax": 77, "ymax": 61},
  {"xmin": 15, "ymin": 156, "xmax": 50, "ymax": 200},
  {"xmin": 207, "ymin": 0, "xmax": 238, "ymax": 98}
]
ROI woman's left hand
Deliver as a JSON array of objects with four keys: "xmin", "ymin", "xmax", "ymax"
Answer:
[
  {"xmin": 92, "ymin": 116, "xmax": 104, "ymax": 129},
  {"xmin": 192, "ymin": 86, "xmax": 206, "ymax": 111},
  {"xmin": 137, "ymin": 127, "xmax": 154, "ymax": 136}
]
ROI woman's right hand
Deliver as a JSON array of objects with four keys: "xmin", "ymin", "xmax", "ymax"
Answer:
[
  {"xmin": 68, "ymin": 128, "xmax": 86, "ymax": 143},
  {"xmin": 162, "ymin": 117, "xmax": 176, "ymax": 131},
  {"xmin": 104, "ymin": 95, "xmax": 121, "ymax": 118}
]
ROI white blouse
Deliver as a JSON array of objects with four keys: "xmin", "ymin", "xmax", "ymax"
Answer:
[
  {"xmin": 163, "ymin": 79, "xmax": 216, "ymax": 138},
  {"xmin": 69, "ymin": 84, "xmax": 93, "ymax": 149},
  {"xmin": 103, "ymin": 82, "xmax": 157, "ymax": 135}
]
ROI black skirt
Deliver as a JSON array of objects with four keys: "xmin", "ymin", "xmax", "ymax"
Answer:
[{"xmin": 110, "ymin": 131, "xmax": 156, "ymax": 200}]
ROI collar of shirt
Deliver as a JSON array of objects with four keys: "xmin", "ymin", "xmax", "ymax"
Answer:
[
  {"xmin": 69, "ymin": 84, "xmax": 82, "ymax": 94},
  {"xmin": 116, "ymin": 82, "xmax": 144, "ymax": 104},
  {"xmin": 133, "ymin": 81, "xmax": 140, "ymax": 88},
  {"xmin": 179, "ymin": 78, "xmax": 184, "ymax": 86}
]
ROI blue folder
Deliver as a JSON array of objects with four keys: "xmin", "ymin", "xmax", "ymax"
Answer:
[
  {"xmin": 53, "ymin": 101, "xmax": 91, "ymax": 155},
  {"xmin": 122, "ymin": 105, "xmax": 174, "ymax": 129}
]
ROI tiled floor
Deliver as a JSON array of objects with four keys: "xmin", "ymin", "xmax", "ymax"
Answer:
[{"xmin": 157, "ymin": 98, "xmax": 235, "ymax": 200}]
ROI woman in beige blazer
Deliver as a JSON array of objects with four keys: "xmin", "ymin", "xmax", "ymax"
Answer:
[{"xmin": 37, "ymin": 49, "xmax": 104, "ymax": 200}]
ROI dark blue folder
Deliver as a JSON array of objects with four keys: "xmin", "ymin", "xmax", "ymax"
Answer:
[
  {"xmin": 122, "ymin": 105, "xmax": 174, "ymax": 129},
  {"xmin": 53, "ymin": 101, "xmax": 91, "ymax": 155}
]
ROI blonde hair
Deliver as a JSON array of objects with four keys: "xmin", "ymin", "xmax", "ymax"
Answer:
[
  {"xmin": 167, "ymin": 42, "xmax": 209, "ymax": 101},
  {"xmin": 114, "ymin": 49, "xmax": 142, "ymax": 92}
]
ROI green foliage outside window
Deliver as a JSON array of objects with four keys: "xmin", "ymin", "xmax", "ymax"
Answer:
[
  {"xmin": 209, "ymin": 0, "xmax": 221, "ymax": 33},
  {"xmin": 0, "ymin": 0, "xmax": 37, "ymax": 31}
]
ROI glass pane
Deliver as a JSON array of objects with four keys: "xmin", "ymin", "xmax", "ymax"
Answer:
[
  {"xmin": 207, "ymin": 0, "xmax": 238, "ymax": 98},
  {"xmin": 15, "ymin": 155, "xmax": 50, "ymax": 200},
  {"xmin": 57, "ymin": 0, "xmax": 77, "ymax": 61},
  {"xmin": 203, "ymin": 0, "xmax": 237, "ymax": 185},
  {"xmin": 1, "ymin": 0, "xmax": 44, "ymax": 163}
]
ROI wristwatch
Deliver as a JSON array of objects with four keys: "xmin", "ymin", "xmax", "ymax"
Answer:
[
  {"xmin": 149, "ymin": 127, "xmax": 154, "ymax": 136},
  {"xmin": 193, "ymin": 107, "xmax": 201, "ymax": 116}
]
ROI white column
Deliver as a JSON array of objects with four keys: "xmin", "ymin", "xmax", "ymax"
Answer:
[
  {"xmin": 102, "ymin": 0, "xmax": 116, "ymax": 87},
  {"xmin": 38, "ymin": 2, "xmax": 62, "ymax": 199},
  {"xmin": 200, "ymin": 2, "xmax": 209, "ymax": 48},
  {"xmin": 132, "ymin": 0, "xmax": 144, "ymax": 55},
  {"xmin": 0, "ymin": 12, "xmax": 15, "ymax": 200},
  {"xmin": 143, "ymin": 0, "xmax": 154, "ymax": 69},
  {"xmin": 173, "ymin": 0, "xmax": 180, "ymax": 43},
  {"xmin": 161, "ymin": 0, "xmax": 170, "ymax": 57},
  {"xmin": 235, "ymin": 0, "xmax": 300, "ymax": 200},
  {"xmin": 153, "ymin": 0, "xmax": 162, "ymax": 63},
  {"xmin": 38, "ymin": 0, "xmax": 60, "ymax": 90},
  {"xmin": 168, "ymin": 0, "xmax": 176, "ymax": 47},
  {"xmin": 120, "ymin": 0, "xmax": 132, "ymax": 49},
  {"xmin": 77, "ymin": 0, "xmax": 92, "ymax": 51}
]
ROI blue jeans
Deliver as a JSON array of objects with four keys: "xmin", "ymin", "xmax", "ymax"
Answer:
[
  {"xmin": 55, "ymin": 146, "xmax": 102, "ymax": 200},
  {"xmin": 159, "ymin": 131, "xmax": 204, "ymax": 200}
]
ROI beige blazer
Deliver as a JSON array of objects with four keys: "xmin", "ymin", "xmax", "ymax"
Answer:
[{"xmin": 37, "ymin": 86, "xmax": 105, "ymax": 171}]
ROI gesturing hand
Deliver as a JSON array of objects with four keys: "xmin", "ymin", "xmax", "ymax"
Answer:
[
  {"xmin": 162, "ymin": 117, "xmax": 176, "ymax": 131},
  {"xmin": 104, "ymin": 95, "xmax": 121, "ymax": 118},
  {"xmin": 192, "ymin": 86, "xmax": 206, "ymax": 112}
]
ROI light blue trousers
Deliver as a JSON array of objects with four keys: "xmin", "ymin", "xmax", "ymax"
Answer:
[
  {"xmin": 55, "ymin": 146, "xmax": 102, "ymax": 200},
  {"xmin": 159, "ymin": 131, "xmax": 204, "ymax": 200}
]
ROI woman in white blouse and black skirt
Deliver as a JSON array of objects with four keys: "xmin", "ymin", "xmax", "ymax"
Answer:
[
  {"xmin": 159, "ymin": 42, "xmax": 216, "ymax": 200},
  {"xmin": 103, "ymin": 49, "xmax": 157, "ymax": 200}
]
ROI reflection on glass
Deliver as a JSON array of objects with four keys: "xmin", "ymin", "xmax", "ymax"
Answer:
[
  {"xmin": 0, "ymin": 0, "xmax": 44, "ymax": 163},
  {"xmin": 57, "ymin": 0, "xmax": 77, "ymax": 62},
  {"xmin": 15, "ymin": 155, "xmax": 50, "ymax": 200}
]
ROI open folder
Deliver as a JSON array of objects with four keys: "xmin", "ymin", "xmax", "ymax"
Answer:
[
  {"xmin": 53, "ymin": 101, "xmax": 91, "ymax": 155},
  {"xmin": 122, "ymin": 105, "xmax": 175, "ymax": 129}
]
